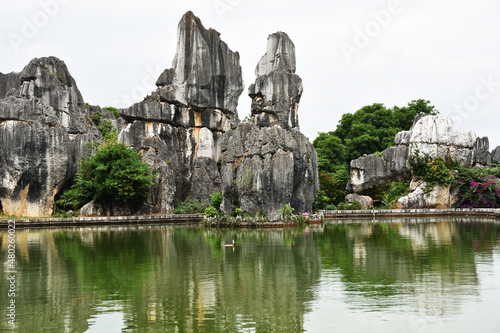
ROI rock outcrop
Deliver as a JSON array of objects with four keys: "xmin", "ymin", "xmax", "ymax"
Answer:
[
  {"xmin": 0, "ymin": 57, "xmax": 101, "ymax": 216},
  {"xmin": 248, "ymin": 32, "xmax": 303, "ymax": 130},
  {"xmin": 347, "ymin": 145, "xmax": 411, "ymax": 194},
  {"xmin": 397, "ymin": 180, "xmax": 458, "ymax": 209},
  {"xmin": 347, "ymin": 114, "xmax": 478, "ymax": 193},
  {"xmin": 492, "ymin": 146, "xmax": 500, "ymax": 165},
  {"xmin": 474, "ymin": 137, "xmax": 492, "ymax": 165},
  {"xmin": 220, "ymin": 32, "xmax": 319, "ymax": 219},
  {"xmin": 345, "ymin": 193, "xmax": 373, "ymax": 209},
  {"xmin": 118, "ymin": 11, "xmax": 243, "ymax": 213}
]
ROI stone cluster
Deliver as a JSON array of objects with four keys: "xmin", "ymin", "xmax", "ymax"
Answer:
[
  {"xmin": 347, "ymin": 113, "xmax": 500, "ymax": 209},
  {"xmin": 220, "ymin": 32, "xmax": 319, "ymax": 219},
  {"xmin": 113, "ymin": 11, "xmax": 245, "ymax": 214},
  {"xmin": 0, "ymin": 57, "xmax": 100, "ymax": 216}
]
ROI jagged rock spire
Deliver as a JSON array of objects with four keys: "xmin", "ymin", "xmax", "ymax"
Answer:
[
  {"xmin": 156, "ymin": 11, "xmax": 244, "ymax": 114},
  {"xmin": 248, "ymin": 32, "xmax": 303, "ymax": 130}
]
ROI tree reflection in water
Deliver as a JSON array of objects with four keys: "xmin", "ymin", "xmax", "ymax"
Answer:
[{"xmin": 0, "ymin": 218, "xmax": 499, "ymax": 332}]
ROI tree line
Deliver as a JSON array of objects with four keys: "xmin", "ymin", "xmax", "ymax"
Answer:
[{"xmin": 312, "ymin": 99, "xmax": 437, "ymax": 208}]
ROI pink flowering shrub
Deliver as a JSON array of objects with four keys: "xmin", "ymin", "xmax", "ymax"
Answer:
[{"xmin": 455, "ymin": 170, "xmax": 500, "ymax": 208}]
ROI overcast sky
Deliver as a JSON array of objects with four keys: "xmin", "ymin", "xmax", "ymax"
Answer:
[{"xmin": 2, "ymin": 0, "xmax": 500, "ymax": 148}]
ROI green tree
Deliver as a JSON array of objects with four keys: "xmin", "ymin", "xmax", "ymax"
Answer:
[
  {"xmin": 312, "ymin": 99, "xmax": 438, "ymax": 208},
  {"xmin": 313, "ymin": 133, "xmax": 346, "ymax": 174},
  {"xmin": 59, "ymin": 143, "xmax": 155, "ymax": 209}
]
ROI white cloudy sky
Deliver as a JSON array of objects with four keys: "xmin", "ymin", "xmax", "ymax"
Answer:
[{"xmin": 1, "ymin": 0, "xmax": 500, "ymax": 147}]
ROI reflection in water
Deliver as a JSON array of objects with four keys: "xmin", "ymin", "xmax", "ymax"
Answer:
[{"xmin": 0, "ymin": 218, "xmax": 500, "ymax": 332}]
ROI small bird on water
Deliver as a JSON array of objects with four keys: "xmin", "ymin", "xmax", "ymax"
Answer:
[{"xmin": 224, "ymin": 239, "xmax": 236, "ymax": 247}]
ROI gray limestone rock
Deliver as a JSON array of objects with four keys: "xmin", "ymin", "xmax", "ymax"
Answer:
[
  {"xmin": 157, "ymin": 11, "xmax": 243, "ymax": 113},
  {"xmin": 492, "ymin": 146, "xmax": 500, "ymax": 164},
  {"xmin": 348, "ymin": 114, "xmax": 478, "ymax": 193},
  {"xmin": 474, "ymin": 137, "xmax": 492, "ymax": 165},
  {"xmin": 0, "ymin": 72, "xmax": 21, "ymax": 98},
  {"xmin": 347, "ymin": 145, "xmax": 410, "ymax": 193},
  {"xmin": 79, "ymin": 200, "xmax": 140, "ymax": 217},
  {"xmin": 220, "ymin": 32, "xmax": 318, "ymax": 219},
  {"xmin": 220, "ymin": 124, "xmax": 318, "ymax": 219},
  {"xmin": 397, "ymin": 180, "xmax": 458, "ymax": 209},
  {"xmin": 0, "ymin": 57, "xmax": 101, "ymax": 216},
  {"xmin": 80, "ymin": 200, "xmax": 104, "ymax": 217},
  {"xmin": 248, "ymin": 32, "xmax": 303, "ymax": 130},
  {"xmin": 345, "ymin": 193, "xmax": 373, "ymax": 209},
  {"xmin": 118, "ymin": 11, "xmax": 243, "ymax": 210}
]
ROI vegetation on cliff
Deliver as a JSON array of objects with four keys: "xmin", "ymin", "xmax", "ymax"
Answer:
[{"xmin": 313, "ymin": 99, "xmax": 437, "ymax": 207}]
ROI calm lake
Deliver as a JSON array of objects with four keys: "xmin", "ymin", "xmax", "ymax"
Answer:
[{"xmin": 2, "ymin": 217, "xmax": 500, "ymax": 332}]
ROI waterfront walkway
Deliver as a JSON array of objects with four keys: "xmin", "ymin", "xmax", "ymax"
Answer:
[{"xmin": 1, "ymin": 208, "xmax": 500, "ymax": 227}]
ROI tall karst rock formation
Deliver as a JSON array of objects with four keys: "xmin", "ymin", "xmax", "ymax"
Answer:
[
  {"xmin": 0, "ymin": 57, "xmax": 100, "ymax": 216},
  {"xmin": 118, "ymin": 11, "xmax": 244, "ymax": 213},
  {"xmin": 220, "ymin": 32, "xmax": 319, "ymax": 219},
  {"xmin": 0, "ymin": 12, "xmax": 319, "ymax": 218}
]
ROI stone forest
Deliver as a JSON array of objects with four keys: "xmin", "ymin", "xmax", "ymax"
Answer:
[{"xmin": 1, "ymin": 11, "xmax": 500, "ymax": 220}]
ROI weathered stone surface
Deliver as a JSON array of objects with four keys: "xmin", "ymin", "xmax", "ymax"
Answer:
[
  {"xmin": 155, "ymin": 11, "xmax": 243, "ymax": 113},
  {"xmin": 220, "ymin": 124, "xmax": 318, "ymax": 219},
  {"xmin": 474, "ymin": 137, "xmax": 492, "ymax": 165},
  {"xmin": 492, "ymin": 146, "xmax": 500, "ymax": 164},
  {"xmin": 118, "ymin": 11, "xmax": 243, "ymax": 210},
  {"xmin": 347, "ymin": 146, "xmax": 410, "ymax": 193},
  {"xmin": 80, "ymin": 199, "xmax": 140, "ymax": 217},
  {"xmin": 80, "ymin": 200, "xmax": 104, "ymax": 216},
  {"xmin": 397, "ymin": 180, "xmax": 458, "ymax": 209},
  {"xmin": 0, "ymin": 72, "xmax": 21, "ymax": 98},
  {"xmin": 345, "ymin": 193, "xmax": 373, "ymax": 209},
  {"xmin": 220, "ymin": 32, "xmax": 318, "ymax": 219},
  {"xmin": 248, "ymin": 32, "xmax": 303, "ymax": 130},
  {"xmin": 0, "ymin": 57, "xmax": 101, "ymax": 216},
  {"xmin": 396, "ymin": 114, "xmax": 476, "ymax": 165},
  {"xmin": 348, "ymin": 114, "xmax": 478, "ymax": 193}
]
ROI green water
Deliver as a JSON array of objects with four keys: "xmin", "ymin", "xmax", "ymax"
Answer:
[{"xmin": 2, "ymin": 218, "xmax": 500, "ymax": 332}]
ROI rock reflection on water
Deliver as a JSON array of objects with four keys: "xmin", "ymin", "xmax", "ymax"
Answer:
[{"xmin": 1, "ymin": 218, "xmax": 500, "ymax": 332}]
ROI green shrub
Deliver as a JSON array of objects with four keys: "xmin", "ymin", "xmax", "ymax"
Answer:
[
  {"xmin": 292, "ymin": 214, "xmax": 308, "ymax": 226},
  {"xmin": 409, "ymin": 148, "xmax": 453, "ymax": 192},
  {"xmin": 233, "ymin": 207, "xmax": 244, "ymax": 217},
  {"xmin": 56, "ymin": 187, "xmax": 88, "ymax": 211},
  {"xmin": 314, "ymin": 190, "xmax": 330, "ymax": 210},
  {"xmin": 210, "ymin": 191, "xmax": 223, "ymax": 213},
  {"xmin": 425, "ymin": 158, "xmax": 454, "ymax": 188},
  {"xmin": 279, "ymin": 204, "xmax": 294, "ymax": 222},
  {"xmin": 256, "ymin": 207, "xmax": 267, "ymax": 218},
  {"xmin": 174, "ymin": 198, "xmax": 208, "ymax": 214},
  {"xmin": 350, "ymin": 200, "xmax": 362, "ymax": 210},
  {"xmin": 204, "ymin": 206, "xmax": 221, "ymax": 218},
  {"xmin": 454, "ymin": 167, "xmax": 500, "ymax": 208},
  {"xmin": 90, "ymin": 110, "xmax": 102, "ymax": 126},
  {"xmin": 104, "ymin": 106, "xmax": 120, "ymax": 118},
  {"xmin": 318, "ymin": 169, "xmax": 349, "ymax": 206},
  {"xmin": 324, "ymin": 204, "xmax": 337, "ymax": 210},
  {"xmin": 384, "ymin": 181, "xmax": 411, "ymax": 205},
  {"xmin": 90, "ymin": 110, "xmax": 118, "ymax": 142},
  {"xmin": 71, "ymin": 142, "xmax": 155, "ymax": 205},
  {"xmin": 338, "ymin": 200, "xmax": 362, "ymax": 210}
]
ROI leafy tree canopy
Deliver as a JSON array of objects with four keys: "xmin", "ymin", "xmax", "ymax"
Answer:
[
  {"xmin": 312, "ymin": 99, "xmax": 438, "ymax": 206},
  {"xmin": 58, "ymin": 143, "xmax": 156, "ymax": 210},
  {"xmin": 313, "ymin": 99, "xmax": 437, "ymax": 173}
]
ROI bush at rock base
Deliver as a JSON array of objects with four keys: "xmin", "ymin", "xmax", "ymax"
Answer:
[
  {"xmin": 210, "ymin": 191, "xmax": 223, "ymax": 213},
  {"xmin": 409, "ymin": 149, "xmax": 454, "ymax": 193},
  {"xmin": 454, "ymin": 167, "xmax": 500, "ymax": 208},
  {"xmin": 58, "ymin": 142, "xmax": 155, "ymax": 210},
  {"xmin": 174, "ymin": 198, "xmax": 208, "ymax": 214},
  {"xmin": 337, "ymin": 200, "xmax": 362, "ymax": 210},
  {"xmin": 204, "ymin": 206, "xmax": 221, "ymax": 218}
]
